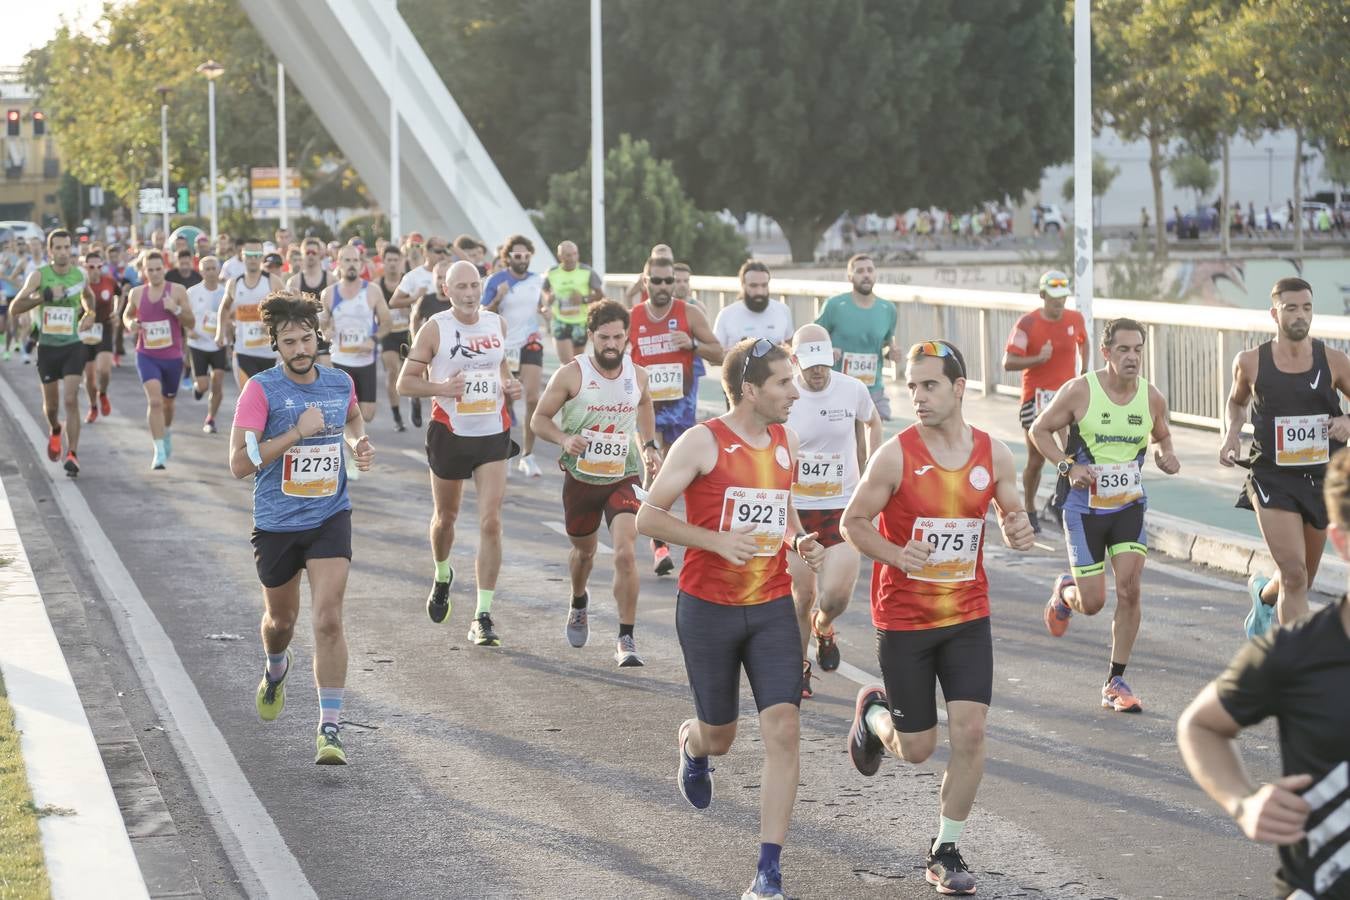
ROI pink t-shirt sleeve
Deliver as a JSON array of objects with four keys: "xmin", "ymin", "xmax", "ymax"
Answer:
[
  {"xmin": 233, "ymin": 379, "xmax": 270, "ymax": 432},
  {"xmin": 345, "ymin": 373, "xmax": 358, "ymax": 416}
]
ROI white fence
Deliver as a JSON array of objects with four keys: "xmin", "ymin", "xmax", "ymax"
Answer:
[{"xmin": 605, "ymin": 274, "xmax": 1350, "ymax": 431}]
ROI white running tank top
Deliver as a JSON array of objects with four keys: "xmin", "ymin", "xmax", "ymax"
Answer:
[
  {"xmin": 429, "ymin": 309, "xmax": 510, "ymax": 436},
  {"xmin": 233, "ymin": 273, "xmax": 275, "ymax": 358},
  {"xmin": 327, "ymin": 281, "xmax": 377, "ymax": 368}
]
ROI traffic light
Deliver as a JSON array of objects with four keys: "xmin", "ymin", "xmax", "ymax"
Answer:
[
  {"xmin": 175, "ymin": 185, "xmax": 190, "ymax": 214},
  {"xmin": 32, "ymin": 110, "xmax": 45, "ymax": 136},
  {"xmin": 6, "ymin": 109, "xmax": 18, "ymax": 137}
]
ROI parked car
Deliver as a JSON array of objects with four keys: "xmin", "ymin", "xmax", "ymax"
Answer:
[
  {"xmin": 1165, "ymin": 206, "xmax": 1220, "ymax": 236},
  {"xmin": 1034, "ymin": 203, "xmax": 1066, "ymax": 234},
  {"xmin": 1271, "ymin": 201, "xmax": 1333, "ymax": 232},
  {"xmin": 0, "ymin": 220, "xmax": 45, "ymax": 244}
]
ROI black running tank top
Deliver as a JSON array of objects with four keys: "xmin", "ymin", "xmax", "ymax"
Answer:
[{"xmin": 1248, "ymin": 339, "xmax": 1343, "ymax": 472}]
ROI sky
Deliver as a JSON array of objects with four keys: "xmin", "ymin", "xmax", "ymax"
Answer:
[{"xmin": 0, "ymin": 0, "xmax": 104, "ymax": 69}]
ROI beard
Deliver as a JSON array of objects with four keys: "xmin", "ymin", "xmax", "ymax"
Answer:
[
  {"xmin": 594, "ymin": 347, "xmax": 623, "ymax": 372},
  {"xmin": 1282, "ymin": 321, "xmax": 1310, "ymax": 341},
  {"xmin": 854, "ymin": 282, "xmax": 874, "ymax": 295},
  {"xmin": 284, "ymin": 354, "xmax": 314, "ymax": 375},
  {"xmin": 510, "ymin": 261, "xmax": 529, "ymax": 275},
  {"xmin": 743, "ymin": 294, "xmax": 769, "ymax": 313},
  {"xmin": 343, "ymin": 268, "xmax": 359, "ymax": 281},
  {"xmin": 649, "ymin": 288, "xmax": 673, "ymax": 308}
]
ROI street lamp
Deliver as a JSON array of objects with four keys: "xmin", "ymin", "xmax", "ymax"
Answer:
[
  {"xmin": 155, "ymin": 85, "xmax": 171, "ymax": 239},
  {"xmin": 196, "ymin": 60, "xmax": 225, "ymax": 241}
]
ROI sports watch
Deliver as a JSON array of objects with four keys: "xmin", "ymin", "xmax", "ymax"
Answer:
[{"xmin": 1056, "ymin": 459, "xmax": 1073, "ymax": 477}]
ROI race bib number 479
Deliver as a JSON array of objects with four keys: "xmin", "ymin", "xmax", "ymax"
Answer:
[{"xmin": 719, "ymin": 487, "xmax": 789, "ymax": 557}]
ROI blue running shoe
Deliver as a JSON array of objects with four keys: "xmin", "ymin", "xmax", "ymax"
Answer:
[
  {"xmin": 1244, "ymin": 575, "xmax": 1273, "ymax": 639},
  {"xmin": 677, "ymin": 718, "xmax": 714, "ymax": 809},
  {"xmin": 163, "ymin": 430, "xmax": 172, "ymax": 460},
  {"xmin": 741, "ymin": 868, "xmax": 785, "ymax": 900}
]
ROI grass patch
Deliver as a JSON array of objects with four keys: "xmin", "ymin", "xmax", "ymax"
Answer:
[{"xmin": 0, "ymin": 672, "xmax": 52, "ymax": 899}]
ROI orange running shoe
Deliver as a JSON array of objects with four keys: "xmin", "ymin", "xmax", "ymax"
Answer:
[
  {"xmin": 99, "ymin": 392, "xmax": 111, "ymax": 416},
  {"xmin": 46, "ymin": 430, "xmax": 62, "ymax": 461},
  {"xmin": 1102, "ymin": 676, "xmax": 1143, "ymax": 713},
  {"xmin": 1043, "ymin": 574, "xmax": 1074, "ymax": 637},
  {"xmin": 85, "ymin": 405, "xmax": 98, "ymax": 423}
]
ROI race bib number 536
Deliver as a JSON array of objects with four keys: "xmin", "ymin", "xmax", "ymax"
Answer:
[{"xmin": 720, "ymin": 487, "xmax": 789, "ymax": 557}]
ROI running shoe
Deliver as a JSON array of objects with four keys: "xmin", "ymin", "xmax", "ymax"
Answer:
[
  {"xmin": 192, "ymin": 387, "xmax": 204, "ymax": 401},
  {"xmin": 151, "ymin": 445, "xmax": 167, "ymax": 471},
  {"xmin": 848, "ymin": 685, "xmax": 887, "ymax": 776},
  {"xmin": 410, "ymin": 399, "xmax": 422, "ymax": 428},
  {"xmin": 46, "ymin": 430, "xmax": 61, "ymax": 461},
  {"xmin": 925, "ymin": 841, "xmax": 977, "ymax": 895},
  {"xmin": 63, "ymin": 452, "xmax": 79, "ymax": 478},
  {"xmin": 99, "ymin": 393, "xmax": 111, "ymax": 416},
  {"xmin": 163, "ymin": 431, "xmax": 172, "ymax": 460},
  {"xmin": 565, "ymin": 597, "xmax": 589, "ymax": 648},
  {"xmin": 740, "ymin": 869, "xmax": 785, "ymax": 900},
  {"xmin": 468, "ymin": 611, "xmax": 500, "ymax": 647},
  {"xmin": 1244, "ymin": 574, "xmax": 1274, "ymax": 639},
  {"xmin": 800, "ymin": 659, "xmax": 815, "ymax": 699},
  {"xmin": 392, "ymin": 409, "xmax": 405, "ymax": 433},
  {"xmin": 85, "ymin": 405, "xmax": 98, "ymax": 423},
  {"xmin": 1102, "ymin": 675, "xmax": 1143, "ymax": 713},
  {"xmin": 255, "ymin": 649, "xmax": 292, "ymax": 722},
  {"xmin": 1043, "ymin": 573, "xmax": 1074, "ymax": 637},
  {"xmin": 517, "ymin": 454, "xmax": 542, "ymax": 478},
  {"xmin": 1, "ymin": 349, "xmax": 8, "ymax": 361},
  {"xmin": 653, "ymin": 543, "xmax": 674, "ymax": 576},
  {"xmin": 203, "ymin": 417, "xmax": 217, "ymax": 434},
  {"xmin": 677, "ymin": 718, "xmax": 714, "ymax": 809},
  {"xmin": 813, "ymin": 612, "xmax": 841, "ymax": 671},
  {"xmin": 1028, "ymin": 508, "xmax": 1042, "ymax": 535},
  {"xmin": 427, "ymin": 578, "xmax": 452, "ymax": 624},
  {"xmin": 614, "ymin": 634, "xmax": 644, "ymax": 667},
  {"xmin": 314, "ymin": 724, "xmax": 347, "ymax": 766}
]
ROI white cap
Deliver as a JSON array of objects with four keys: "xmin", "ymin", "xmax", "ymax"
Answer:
[{"xmin": 795, "ymin": 340, "xmax": 834, "ymax": 369}]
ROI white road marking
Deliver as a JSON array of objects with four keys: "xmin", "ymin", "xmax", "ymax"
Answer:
[
  {"xmin": 0, "ymin": 376, "xmax": 317, "ymax": 900},
  {"xmin": 544, "ymin": 520, "xmax": 613, "ymax": 554}
]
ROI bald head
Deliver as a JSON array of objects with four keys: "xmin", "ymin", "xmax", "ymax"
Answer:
[
  {"xmin": 557, "ymin": 240, "xmax": 580, "ymax": 269},
  {"xmin": 448, "ymin": 259, "xmax": 478, "ymax": 282},
  {"xmin": 793, "ymin": 323, "xmax": 830, "ymax": 347},
  {"xmin": 650, "ymin": 243, "xmax": 672, "ymax": 259}
]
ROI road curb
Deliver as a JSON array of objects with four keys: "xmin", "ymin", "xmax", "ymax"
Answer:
[{"xmin": 0, "ymin": 474, "xmax": 150, "ymax": 900}]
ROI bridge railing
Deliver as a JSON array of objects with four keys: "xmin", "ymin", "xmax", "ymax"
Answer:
[{"xmin": 604, "ymin": 274, "xmax": 1350, "ymax": 431}]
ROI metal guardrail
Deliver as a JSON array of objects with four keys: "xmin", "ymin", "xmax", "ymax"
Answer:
[{"xmin": 606, "ymin": 274, "xmax": 1350, "ymax": 431}]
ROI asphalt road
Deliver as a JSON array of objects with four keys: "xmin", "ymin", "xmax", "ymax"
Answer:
[{"xmin": 0, "ymin": 353, "xmax": 1295, "ymax": 900}]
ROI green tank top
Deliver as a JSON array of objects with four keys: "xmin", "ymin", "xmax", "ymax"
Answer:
[
  {"xmin": 560, "ymin": 354, "xmax": 642, "ymax": 484},
  {"xmin": 547, "ymin": 265, "xmax": 593, "ymax": 325},
  {"xmin": 1065, "ymin": 370, "xmax": 1153, "ymax": 513},
  {"xmin": 36, "ymin": 264, "xmax": 87, "ymax": 347}
]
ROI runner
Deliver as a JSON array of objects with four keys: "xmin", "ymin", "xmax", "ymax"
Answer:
[
  {"xmin": 389, "ymin": 233, "xmax": 443, "ymax": 429},
  {"xmin": 541, "ymin": 239, "xmax": 604, "ymax": 366},
  {"xmin": 185, "ymin": 256, "xmax": 229, "ymax": 433},
  {"xmin": 228, "ymin": 290, "xmax": 374, "ymax": 766},
  {"xmin": 397, "ymin": 260, "xmax": 523, "ymax": 647},
  {"xmin": 1177, "ymin": 447, "xmax": 1350, "ymax": 900},
  {"xmin": 80, "ymin": 248, "xmax": 119, "ymax": 423},
  {"xmin": 785, "ymin": 324, "xmax": 881, "ymax": 699},
  {"xmin": 216, "ymin": 237, "xmax": 284, "ymax": 388},
  {"xmin": 636, "ymin": 337, "xmax": 825, "ymax": 900},
  {"xmin": 623, "ymin": 243, "xmax": 672, "ymax": 308},
  {"xmin": 375, "ymin": 243, "xmax": 410, "ymax": 431},
  {"xmin": 531, "ymin": 299, "xmax": 662, "ymax": 665},
  {"xmin": 284, "ymin": 236, "xmax": 330, "ymax": 300},
  {"xmin": 712, "ymin": 260, "xmax": 795, "ymax": 349},
  {"xmin": 1219, "ymin": 277, "xmax": 1350, "ymax": 636},
  {"xmin": 1002, "ymin": 270, "xmax": 1087, "ymax": 532},
  {"xmin": 1031, "ymin": 318, "xmax": 1181, "ymax": 712},
  {"xmin": 628, "ymin": 255, "xmax": 724, "ymax": 575},
  {"xmin": 123, "ymin": 251, "xmax": 194, "ymax": 471},
  {"xmin": 165, "ymin": 248, "xmax": 203, "ymax": 392},
  {"xmin": 842, "ymin": 339, "xmax": 1035, "ymax": 897},
  {"xmin": 217, "ymin": 233, "xmax": 244, "ymax": 282},
  {"xmin": 8, "ymin": 229, "xmax": 92, "ymax": 476},
  {"xmin": 482, "ymin": 234, "xmax": 547, "ymax": 478},
  {"xmin": 814, "ymin": 253, "xmax": 900, "ymax": 421}
]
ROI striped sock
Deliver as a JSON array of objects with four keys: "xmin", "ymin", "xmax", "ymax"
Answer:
[
  {"xmin": 318, "ymin": 688, "xmax": 344, "ymax": 728},
  {"xmin": 265, "ymin": 651, "xmax": 288, "ymax": 681}
]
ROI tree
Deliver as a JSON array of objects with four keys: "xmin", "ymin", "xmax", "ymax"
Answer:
[
  {"xmin": 1169, "ymin": 153, "xmax": 1218, "ymax": 210},
  {"xmin": 533, "ymin": 135, "xmax": 747, "ymax": 275},
  {"xmin": 1060, "ymin": 153, "xmax": 1121, "ymax": 227}
]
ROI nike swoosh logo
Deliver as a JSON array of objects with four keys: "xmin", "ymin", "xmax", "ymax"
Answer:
[
  {"xmin": 724, "ymin": 444, "xmax": 741, "ymax": 454},
  {"xmin": 914, "ymin": 466, "xmax": 934, "ymax": 475},
  {"xmin": 1253, "ymin": 477, "xmax": 1271, "ymax": 505},
  {"xmin": 1310, "ymin": 371, "xmax": 1322, "ymax": 389}
]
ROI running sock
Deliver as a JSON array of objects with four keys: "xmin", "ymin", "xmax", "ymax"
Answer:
[
  {"xmin": 1259, "ymin": 577, "xmax": 1278, "ymax": 607},
  {"xmin": 1108, "ymin": 661, "xmax": 1127, "ymax": 684},
  {"xmin": 318, "ymin": 687, "xmax": 344, "ymax": 728},
  {"xmin": 571, "ymin": 593, "xmax": 589, "ymax": 610},
  {"xmin": 153, "ymin": 438, "xmax": 166, "ymax": 456},
  {"xmin": 619, "ymin": 623, "xmax": 634, "ymax": 639},
  {"xmin": 864, "ymin": 703, "xmax": 891, "ymax": 738},
  {"xmin": 266, "ymin": 652, "xmax": 289, "ymax": 681},
  {"xmin": 51, "ymin": 423, "xmax": 62, "ymax": 436},
  {"xmin": 476, "ymin": 588, "xmax": 494, "ymax": 615},
  {"xmin": 935, "ymin": 816, "xmax": 966, "ymax": 850},
  {"xmin": 757, "ymin": 842, "xmax": 782, "ymax": 877},
  {"xmin": 434, "ymin": 557, "xmax": 452, "ymax": 584}
]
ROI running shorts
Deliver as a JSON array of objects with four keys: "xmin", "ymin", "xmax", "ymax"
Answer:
[
  {"xmin": 236, "ymin": 354, "xmax": 274, "ymax": 379},
  {"xmin": 513, "ymin": 334, "xmax": 544, "ymax": 372},
  {"xmin": 334, "ymin": 361, "xmax": 377, "ymax": 405},
  {"xmin": 1019, "ymin": 399, "xmax": 1037, "ymax": 431},
  {"xmin": 381, "ymin": 330, "xmax": 410, "ymax": 354},
  {"xmin": 85, "ymin": 325, "xmax": 115, "ymax": 362},
  {"xmin": 870, "ymin": 388, "xmax": 891, "ymax": 422},
  {"xmin": 136, "ymin": 354, "xmax": 184, "ymax": 397},
  {"xmin": 1062, "ymin": 503, "xmax": 1147, "ymax": 578},
  {"xmin": 426, "ymin": 422, "xmax": 518, "ymax": 481},
  {"xmin": 875, "ymin": 616, "xmax": 993, "ymax": 733},
  {"xmin": 551, "ymin": 320, "xmax": 588, "ymax": 347},
  {"xmin": 562, "ymin": 472, "xmax": 641, "ymax": 536},
  {"xmin": 1236, "ymin": 468, "xmax": 1328, "ymax": 531},
  {"xmin": 796, "ymin": 507, "xmax": 845, "ymax": 549},
  {"xmin": 251, "ymin": 509, "xmax": 352, "ymax": 589},
  {"xmin": 189, "ymin": 346, "xmax": 231, "ymax": 375},
  {"xmin": 37, "ymin": 342, "xmax": 86, "ymax": 383}
]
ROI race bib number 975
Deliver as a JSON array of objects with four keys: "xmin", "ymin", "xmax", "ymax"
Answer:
[
  {"xmin": 909, "ymin": 516, "xmax": 983, "ymax": 583},
  {"xmin": 720, "ymin": 487, "xmax": 789, "ymax": 557}
]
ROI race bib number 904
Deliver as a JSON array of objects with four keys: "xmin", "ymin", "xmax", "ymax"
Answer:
[
  {"xmin": 909, "ymin": 516, "xmax": 983, "ymax": 583},
  {"xmin": 1274, "ymin": 414, "xmax": 1329, "ymax": 467},
  {"xmin": 720, "ymin": 487, "xmax": 789, "ymax": 557}
]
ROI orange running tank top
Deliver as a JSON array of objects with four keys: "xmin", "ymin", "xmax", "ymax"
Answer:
[
  {"xmin": 871, "ymin": 425, "xmax": 996, "ymax": 631},
  {"xmin": 679, "ymin": 418, "xmax": 794, "ymax": 606}
]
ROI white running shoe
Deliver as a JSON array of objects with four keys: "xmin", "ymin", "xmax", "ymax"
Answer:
[{"xmin": 517, "ymin": 454, "xmax": 541, "ymax": 478}]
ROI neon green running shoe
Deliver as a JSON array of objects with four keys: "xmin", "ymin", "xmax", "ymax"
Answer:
[
  {"xmin": 315, "ymin": 724, "xmax": 347, "ymax": 765},
  {"xmin": 255, "ymin": 649, "xmax": 292, "ymax": 722}
]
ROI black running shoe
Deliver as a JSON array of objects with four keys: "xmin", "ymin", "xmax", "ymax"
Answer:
[
  {"xmin": 63, "ymin": 452, "xmax": 79, "ymax": 478},
  {"xmin": 925, "ymin": 841, "xmax": 976, "ymax": 895},
  {"xmin": 427, "ymin": 578, "xmax": 451, "ymax": 623},
  {"xmin": 393, "ymin": 409, "xmax": 406, "ymax": 433},
  {"xmin": 468, "ymin": 611, "xmax": 500, "ymax": 646},
  {"xmin": 800, "ymin": 659, "xmax": 814, "ymax": 699},
  {"xmin": 1028, "ymin": 508, "xmax": 1042, "ymax": 535},
  {"xmin": 410, "ymin": 399, "xmax": 423, "ymax": 428},
  {"xmin": 813, "ymin": 615, "xmax": 841, "ymax": 672},
  {"xmin": 848, "ymin": 685, "xmax": 887, "ymax": 776}
]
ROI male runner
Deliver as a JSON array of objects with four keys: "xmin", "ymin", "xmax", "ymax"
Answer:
[
  {"xmin": 9, "ymin": 229, "xmax": 92, "ymax": 475},
  {"xmin": 815, "ymin": 253, "xmax": 900, "ymax": 420},
  {"xmin": 843, "ymin": 339, "xmax": 1035, "ymax": 896},
  {"xmin": 285, "ymin": 236, "xmax": 330, "ymax": 299},
  {"xmin": 786, "ymin": 324, "xmax": 881, "ymax": 698},
  {"xmin": 531, "ymin": 299, "xmax": 661, "ymax": 666},
  {"xmin": 1178, "ymin": 447, "xmax": 1350, "ymax": 900},
  {"xmin": 541, "ymin": 239, "xmax": 604, "ymax": 366},
  {"xmin": 482, "ymin": 235, "xmax": 547, "ymax": 477},
  {"xmin": 1002, "ymin": 270, "xmax": 1087, "ymax": 532},
  {"xmin": 164, "ymin": 248, "xmax": 202, "ymax": 290},
  {"xmin": 1219, "ymin": 277, "xmax": 1350, "ymax": 636},
  {"xmin": 375, "ymin": 243, "xmax": 410, "ymax": 431},
  {"xmin": 217, "ymin": 238, "xmax": 284, "ymax": 387},
  {"xmin": 320, "ymin": 246, "xmax": 393, "ymax": 474},
  {"xmin": 124, "ymin": 251, "xmax": 193, "ymax": 470},
  {"xmin": 713, "ymin": 260, "xmax": 794, "ymax": 349},
  {"xmin": 397, "ymin": 260, "xmax": 523, "ymax": 647},
  {"xmin": 186, "ymin": 256, "xmax": 230, "ymax": 433},
  {"xmin": 628, "ymin": 255, "xmax": 724, "ymax": 575},
  {"xmin": 81, "ymin": 248, "xmax": 119, "ymax": 422},
  {"xmin": 1032, "ymin": 318, "xmax": 1181, "ymax": 712},
  {"xmin": 229, "ymin": 290, "xmax": 374, "ymax": 765},
  {"xmin": 636, "ymin": 337, "xmax": 825, "ymax": 900},
  {"xmin": 217, "ymin": 233, "xmax": 244, "ymax": 282},
  {"xmin": 390, "ymin": 234, "xmax": 443, "ymax": 428}
]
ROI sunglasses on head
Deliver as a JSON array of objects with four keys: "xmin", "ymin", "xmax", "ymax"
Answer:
[
  {"xmin": 740, "ymin": 337, "xmax": 776, "ymax": 386},
  {"xmin": 648, "ymin": 276, "xmax": 675, "ymax": 285},
  {"xmin": 1045, "ymin": 277, "xmax": 1069, "ymax": 289},
  {"xmin": 908, "ymin": 340, "xmax": 966, "ymax": 378}
]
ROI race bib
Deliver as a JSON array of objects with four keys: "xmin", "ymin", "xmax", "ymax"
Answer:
[
  {"xmin": 505, "ymin": 345, "xmax": 522, "ymax": 371},
  {"xmin": 719, "ymin": 487, "xmax": 789, "ymax": 557},
  {"xmin": 1034, "ymin": 388, "xmax": 1057, "ymax": 415},
  {"xmin": 647, "ymin": 363, "xmax": 684, "ymax": 402},
  {"xmin": 200, "ymin": 310, "xmax": 218, "ymax": 334},
  {"xmin": 576, "ymin": 428, "xmax": 629, "ymax": 479},
  {"xmin": 281, "ymin": 443, "xmax": 341, "ymax": 497},
  {"xmin": 909, "ymin": 516, "xmax": 983, "ymax": 583},
  {"xmin": 456, "ymin": 369, "xmax": 499, "ymax": 416},
  {"xmin": 841, "ymin": 351, "xmax": 878, "ymax": 387},
  {"xmin": 79, "ymin": 322, "xmax": 103, "ymax": 345},
  {"xmin": 1088, "ymin": 460, "xmax": 1144, "ymax": 510},
  {"xmin": 142, "ymin": 319, "xmax": 173, "ymax": 350},
  {"xmin": 42, "ymin": 305, "xmax": 75, "ymax": 336},
  {"xmin": 1274, "ymin": 414, "xmax": 1329, "ymax": 467},
  {"xmin": 794, "ymin": 452, "xmax": 845, "ymax": 500},
  {"xmin": 389, "ymin": 307, "xmax": 410, "ymax": 329},
  {"xmin": 239, "ymin": 321, "xmax": 269, "ymax": 351},
  {"xmin": 557, "ymin": 292, "xmax": 583, "ymax": 318},
  {"xmin": 337, "ymin": 328, "xmax": 368, "ymax": 354}
]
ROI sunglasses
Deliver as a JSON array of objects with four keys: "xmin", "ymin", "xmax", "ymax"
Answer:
[
  {"xmin": 1044, "ymin": 278, "xmax": 1069, "ymax": 288},
  {"xmin": 908, "ymin": 340, "xmax": 966, "ymax": 378},
  {"xmin": 648, "ymin": 276, "xmax": 675, "ymax": 285},
  {"xmin": 242, "ymin": 250, "xmax": 264, "ymax": 258},
  {"xmin": 740, "ymin": 337, "xmax": 776, "ymax": 386},
  {"xmin": 430, "ymin": 247, "xmax": 448, "ymax": 255}
]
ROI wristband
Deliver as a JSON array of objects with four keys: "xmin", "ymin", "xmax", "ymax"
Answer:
[
  {"xmin": 245, "ymin": 432, "xmax": 262, "ymax": 466},
  {"xmin": 791, "ymin": 532, "xmax": 807, "ymax": 553},
  {"xmin": 643, "ymin": 439, "xmax": 659, "ymax": 451}
]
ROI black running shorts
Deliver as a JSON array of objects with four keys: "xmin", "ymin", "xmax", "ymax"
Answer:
[
  {"xmin": 1237, "ymin": 468, "xmax": 1329, "ymax": 530},
  {"xmin": 334, "ymin": 361, "xmax": 377, "ymax": 405},
  {"xmin": 875, "ymin": 616, "xmax": 993, "ymax": 733},
  {"xmin": 236, "ymin": 353, "xmax": 274, "ymax": 379},
  {"xmin": 37, "ymin": 342, "xmax": 86, "ymax": 383},
  {"xmin": 189, "ymin": 346, "xmax": 231, "ymax": 375},
  {"xmin": 251, "ymin": 509, "xmax": 352, "ymax": 589},
  {"xmin": 425, "ymin": 421, "xmax": 519, "ymax": 481},
  {"xmin": 381, "ymin": 330, "xmax": 410, "ymax": 354}
]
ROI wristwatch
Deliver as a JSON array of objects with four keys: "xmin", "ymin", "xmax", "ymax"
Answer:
[
  {"xmin": 643, "ymin": 439, "xmax": 659, "ymax": 451},
  {"xmin": 791, "ymin": 532, "xmax": 808, "ymax": 553},
  {"xmin": 1056, "ymin": 459, "xmax": 1073, "ymax": 477}
]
